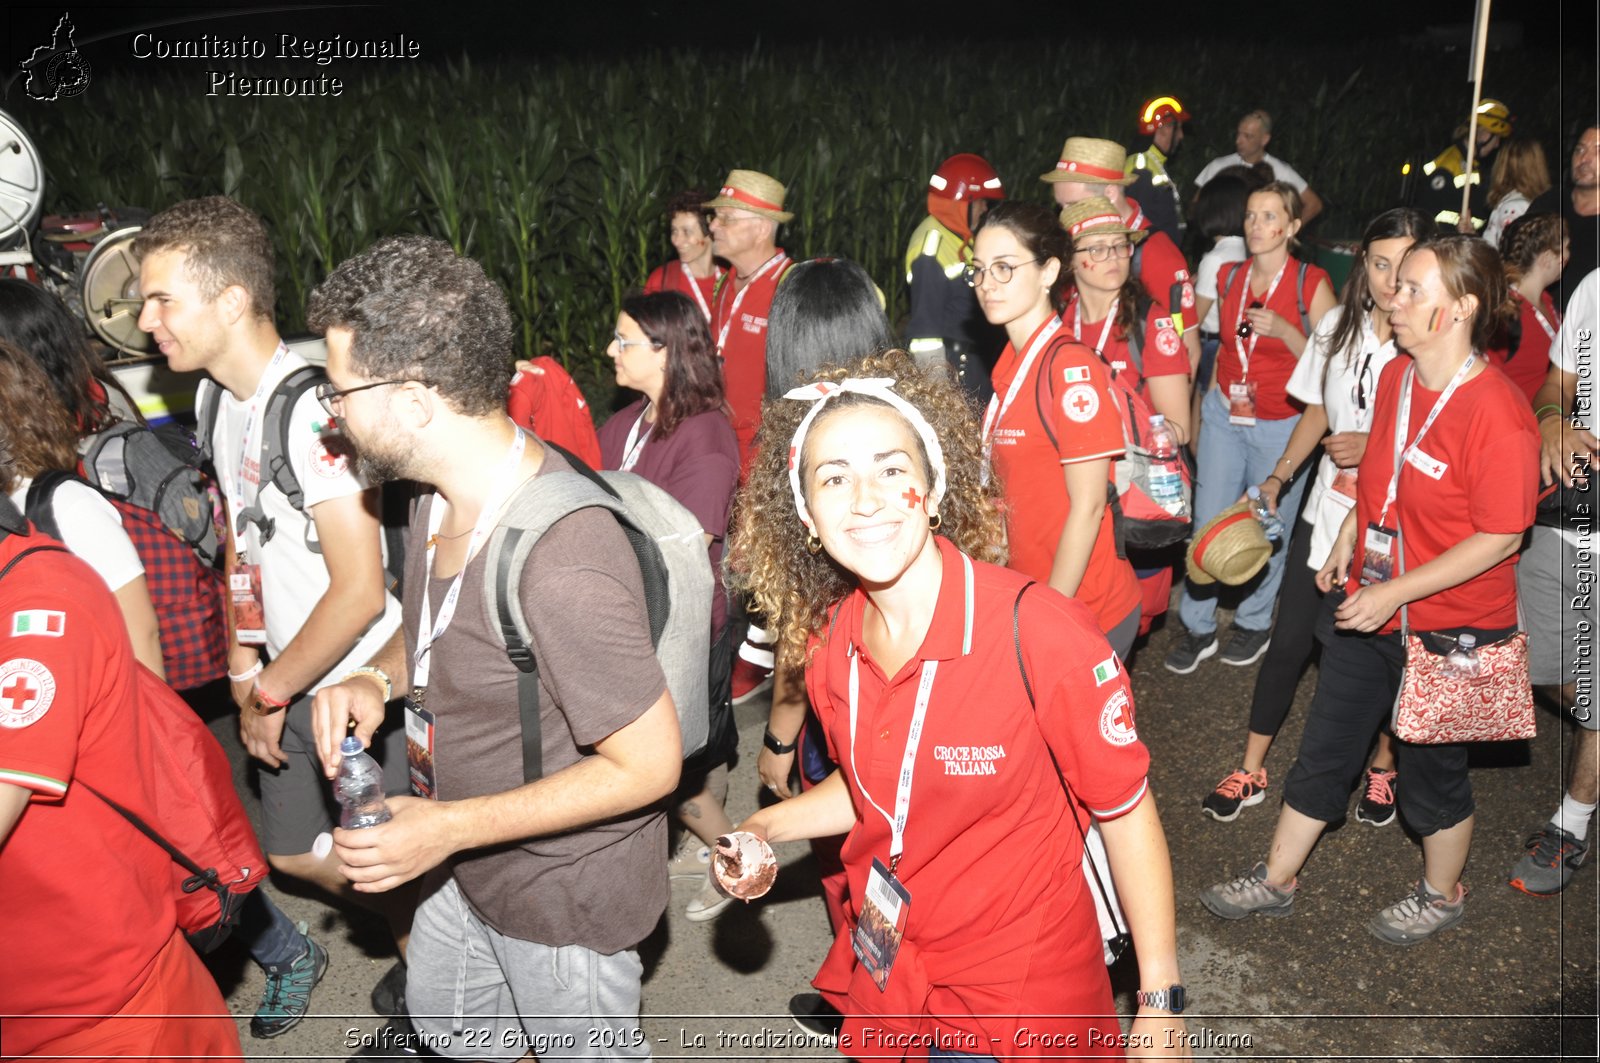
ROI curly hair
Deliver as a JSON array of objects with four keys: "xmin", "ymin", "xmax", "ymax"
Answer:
[
  {"xmin": 132, "ymin": 196, "xmax": 276, "ymax": 319},
  {"xmin": 0, "ymin": 341, "xmax": 80, "ymax": 486},
  {"xmin": 1500, "ymin": 212, "xmax": 1568, "ymax": 286},
  {"xmin": 666, "ymin": 189, "xmax": 713, "ymax": 237},
  {"xmin": 726, "ymin": 348, "xmax": 1007, "ymax": 671},
  {"xmin": 0, "ymin": 279, "xmax": 141, "ymax": 433},
  {"xmin": 307, "ymin": 235, "xmax": 514, "ymax": 417}
]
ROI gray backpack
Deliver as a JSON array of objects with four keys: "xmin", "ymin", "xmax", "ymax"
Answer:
[{"xmin": 478, "ymin": 444, "xmax": 711, "ymax": 782}]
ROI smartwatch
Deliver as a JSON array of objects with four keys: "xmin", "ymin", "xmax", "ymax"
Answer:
[
  {"xmin": 763, "ymin": 729, "xmax": 798, "ymax": 755},
  {"xmin": 1135, "ymin": 985, "xmax": 1186, "ymax": 1014}
]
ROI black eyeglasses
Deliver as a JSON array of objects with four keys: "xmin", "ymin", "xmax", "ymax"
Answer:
[
  {"xmin": 315, "ymin": 379, "xmax": 408, "ymax": 415},
  {"xmin": 964, "ymin": 258, "xmax": 1043, "ymax": 288},
  {"xmin": 1236, "ymin": 300, "xmax": 1264, "ymax": 339}
]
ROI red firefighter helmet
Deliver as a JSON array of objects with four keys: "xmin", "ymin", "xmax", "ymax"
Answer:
[
  {"xmin": 1138, "ymin": 96, "xmax": 1191, "ymax": 136},
  {"xmin": 927, "ymin": 154, "xmax": 1004, "ymax": 239}
]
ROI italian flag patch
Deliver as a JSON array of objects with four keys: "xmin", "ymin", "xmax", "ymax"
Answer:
[
  {"xmin": 1092, "ymin": 654, "xmax": 1121, "ymax": 686},
  {"xmin": 11, "ymin": 610, "xmax": 65, "ymax": 637},
  {"xmin": 1062, "ymin": 367, "xmax": 1091, "ymax": 384}
]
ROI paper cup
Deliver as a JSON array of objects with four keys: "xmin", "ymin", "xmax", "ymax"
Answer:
[{"xmin": 712, "ymin": 831, "xmax": 777, "ymax": 900}]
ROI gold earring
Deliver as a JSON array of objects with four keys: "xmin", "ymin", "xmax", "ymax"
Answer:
[
  {"xmin": 806, "ymin": 534, "xmax": 822, "ymax": 555},
  {"xmin": 928, "ymin": 513, "xmax": 942, "ymax": 531}
]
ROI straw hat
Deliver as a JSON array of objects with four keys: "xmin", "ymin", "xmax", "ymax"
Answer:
[
  {"xmin": 1059, "ymin": 196, "xmax": 1147, "ymax": 245},
  {"xmin": 1040, "ymin": 137, "xmax": 1138, "ymax": 186},
  {"xmin": 703, "ymin": 169, "xmax": 794, "ymax": 223},
  {"xmin": 1185, "ymin": 501, "xmax": 1273, "ymax": 586}
]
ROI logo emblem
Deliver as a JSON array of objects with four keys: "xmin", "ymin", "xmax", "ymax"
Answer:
[
  {"xmin": 19, "ymin": 14, "xmax": 91, "ymax": 101},
  {"xmin": 1063, "ymin": 384, "xmax": 1100, "ymax": 423},
  {"xmin": 1098, "ymin": 688, "xmax": 1137, "ymax": 746},
  {"xmin": 0, "ymin": 659, "xmax": 57, "ymax": 728}
]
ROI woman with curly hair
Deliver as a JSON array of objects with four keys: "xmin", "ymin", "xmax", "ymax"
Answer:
[
  {"xmin": 1490, "ymin": 212, "xmax": 1569, "ymax": 404},
  {"xmin": 729, "ymin": 349, "xmax": 1187, "ymax": 1060}
]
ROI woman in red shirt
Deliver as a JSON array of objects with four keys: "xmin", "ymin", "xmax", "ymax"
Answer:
[
  {"xmin": 1489, "ymin": 212, "xmax": 1569, "ymax": 404},
  {"xmin": 1168, "ymin": 183, "xmax": 1337, "ymax": 675},
  {"xmin": 729, "ymin": 349, "xmax": 1187, "ymax": 1060},
  {"xmin": 643, "ymin": 188, "xmax": 724, "ymax": 322},
  {"xmin": 1200, "ymin": 235, "xmax": 1538, "ymax": 945},
  {"xmin": 969, "ymin": 201, "xmax": 1141, "ymax": 657}
]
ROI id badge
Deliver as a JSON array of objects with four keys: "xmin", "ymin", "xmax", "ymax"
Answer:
[
  {"xmin": 853, "ymin": 857, "xmax": 912, "ymax": 992},
  {"xmin": 230, "ymin": 562, "xmax": 266, "ymax": 645},
  {"xmin": 1228, "ymin": 381, "xmax": 1258, "ymax": 426},
  {"xmin": 404, "ymin": 696, "xmax": 437, "ymax": 799},
  {"xmin": 1331, "ymin": 468, "xmax": 1359, "ymax": 500},
  {"xmin": 1361, "ymin": 523, "xmax": 1398, "ymax": 585}
]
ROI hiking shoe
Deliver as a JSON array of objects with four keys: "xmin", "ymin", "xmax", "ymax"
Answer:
[
  {"xmin": 669, "ymin": 838, "xmax": 712, "ymax": 879},
  {"xmin": 1368, "ymin": 880, "xmax": 1467, "ymax": 946},
  {"xmin": 251, "ymin": 923, "xmax": 328, "ymax": 1039},
  {"xmin": 730, "ymin": 654, "xmax": 773, "ymax": 706},
  {"xmin": 1199, "ymin": 862, "xmax": 1296, "ymax": 919},
  {"xmin": 370, "ymin": 959, "xmax": 406, "ymax": 1019},
  {"xmin": 1355, "ymin": 768, "xmax": 1399, "ymax": 827},
  {"xmin": 1164, "ymin": 629, "xmax": 1218, "ymax": 675},
  {"xmin": 1201, "ymin": 768, "xmax": 1269, "ymax": 822},
  {"xmin": 1219, "ymin": 624, "xmax": 1272, "ymax": 666},
  {"xmin": 1509, "ymin": 826, "xmax": 1590, "ymax": 896},
  {"xmin": 789, "ymin": 992, "xmax": 843, "ymax": 1047},
  {"xmin": 685, "ymin": 875, "xmax": 734, "ymax": 922}
]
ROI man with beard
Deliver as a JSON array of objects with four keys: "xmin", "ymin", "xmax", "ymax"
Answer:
[
  {"xmin": 304, "ymin": 235, "xmax": 680, "ymax": 1060},
  {"xmin": 1522, "ymin": 122, "xmax": 1600, "ymax": 307},
  {"xmin": 135, "ymin": 196, "xmax": 407, "ymax": 1038}
]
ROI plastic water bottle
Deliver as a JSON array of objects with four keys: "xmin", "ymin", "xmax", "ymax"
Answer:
[
  {"xmin": 335, "ymin": 736, "xmax": 392, "ymax": 829},
  {"xmin": 1145, "ymin": 415, "xmax": 1187, "ymax": 517},
  {"xmin": 1246, "ymin": 486, "xmax": 1285, "ymax": 541},
  {"xmin": 1442, "ymin": 634, "xmax": 1482, "ymax": 680}
]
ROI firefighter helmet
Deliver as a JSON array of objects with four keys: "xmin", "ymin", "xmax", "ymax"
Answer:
[
  {"xmin": 1138, "ymin": 96, "xmax": 1191, "ymax": 136},
  {"xmin": 928, "ymin": 154, "xmax": 1005, "ymax": 204},
  {"xmin": 1472, "ymin": 98, "xmax": 1513, "ymax": 138}
]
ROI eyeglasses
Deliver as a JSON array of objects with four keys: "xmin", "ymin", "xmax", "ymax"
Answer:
[
  {"xmin": 1235, "ymin": 300, "xmax": 1264, "ymax": 339},
  {"xmin": 613, "ymin": 333, "xmax": 662, "ymax": 354},
  {"xmin": 964, "ymin": 258, "xmax": 1042, "ymax": 287},
  {"xmin": 1074, "ymin": 241, "xmax": 1134, "ymax": 262},
  {"xmin": 315, "ymin": 378, "xmax": 408, "ymax": 415}
]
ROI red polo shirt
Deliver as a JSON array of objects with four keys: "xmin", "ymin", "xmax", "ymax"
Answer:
[
  {"xmin": 1127, "ymin": 200, "xmax": 1197, "ymax": 331},
  {"xmin": 1064, "ymin": 291, "xmax": 1190, "ymax": 391},
  {"xmin": 710, "ymin": 250, "xmax": 791, "ymax": 468},
  {"xmin": 644, "ymin": 259, "xmax": 721, "ymax": 321},
  {"xmin": 1352, "ymin": 357, "xmax": 1538, "ymax": 633},
  {"xmin": 1215, "ymin": 256, "xmax": 1332, "ymax": 421},
  {"xmin": 806, "ymin": 537, "xmax": 1148, "ymax": 1059},
  {"xmin": 1486, "ymin": 289, "xmax": 1559, "ymax": 404},
  {"xmin": 988, "ymin": 318, "xmax": 1140, "ymax": 633}
]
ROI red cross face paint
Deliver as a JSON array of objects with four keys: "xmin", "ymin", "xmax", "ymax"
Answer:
[{"xmin": 901, "ymin": 486, "xmax": 924, "ymax": 511}]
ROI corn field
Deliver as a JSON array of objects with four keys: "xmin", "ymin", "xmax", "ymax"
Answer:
[{"xmin": 15, "ymin": 38, "xmax": 1583, "ymax": 407}]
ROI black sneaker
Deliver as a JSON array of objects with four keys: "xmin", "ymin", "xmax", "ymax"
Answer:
[
  {"xmin": 1164, "ymin": 629, "xmax": 1218, "ymax": 674},
  {"xmin": 370, "ymin": 959, "xmax": 407, "ymax": 1019},
  {"xmin": 1218, "ymin": 624, "xmax": 1272, "ymax": 666},
  {"xmin": 1354, "ymin": 768, "xmax": 1398, "ymax": 827},
  {"xmin": 789, "ymin": 992, "xmax": 842, "ymax": 1047},
  {"xmin": 1200, "ymin": 768, "xmax": 1269, "ymax": 823}
]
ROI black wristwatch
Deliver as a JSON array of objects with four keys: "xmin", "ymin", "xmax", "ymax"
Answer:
[
  {"xmin": 763, "ymin": 729, "xmax": 798, "ymax": 754},
  {"xmin": 1135, "ymin": 985, "xmax": 1186, "ymax": 1014}
]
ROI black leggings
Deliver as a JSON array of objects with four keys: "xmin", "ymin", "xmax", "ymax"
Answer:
[{"xmin": 1246, "ymin": 516, "xmax": 1322, "ymax": 737}]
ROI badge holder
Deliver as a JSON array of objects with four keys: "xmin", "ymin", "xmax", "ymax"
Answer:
[
  {"xmin": 1228, "ymin": 381, "xmax": 1258, "ymax": 426},
  {"xmin": 404, "ymin": 695, "xmax": 437, "ymax": 799},
  {"xmin": 230, "ymin": 562, "xmax": 266, "ymax": 645},
  {"xmin": 853, "ymin": 856, "xmax": 912, "ymax": 992}
]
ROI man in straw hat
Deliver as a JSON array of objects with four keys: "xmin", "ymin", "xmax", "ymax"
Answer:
[
  {"xmin": 1043, "ymin": 136, "xmax": 1199, "ymax": 368},
  {"xmin": 704, "ymin": 170, "xmax": 795, "ymax": 470}
]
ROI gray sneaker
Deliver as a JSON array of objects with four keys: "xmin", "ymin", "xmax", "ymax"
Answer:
[
  {"xmin": 1164, "ymin": 629, "xmax": 1218, "ymax": 674},
  {"xmin": 1368, "ymin": 880, "xmax": 1467, "ymax": 946},
  {"xmin": 1218, "ymin": 624, "xmax": 1272, "ymax": 666},
  {"xmin": 669, "ymin": 838, "xmax": 711, "ymax": 879},
  {"xmin": 1509, "ymin": 826, "xmax": 1590, "ymax": 896},
  {"xmin": 1199, "ymin": 862, "xmax": 1296, "ymax": 919}
]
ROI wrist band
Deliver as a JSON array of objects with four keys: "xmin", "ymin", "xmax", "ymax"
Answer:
[
  {"xmin": 343, "ymin": 666, "xmax": 394, "ymax": 703},
  {"xmin": 228, "ymin": 660, "xmax": 263, "ymax": 683},
  {"xmin": 1264, "ymin": 473, "xmax": 1284, "ymax": 487},
  {"xmin": 1535, "ymin": 404, "xmax": 1564, "ymax": 421},
  {"xmin": 252, "ymin": 676, "xmax": 290, "ymax": 709}
]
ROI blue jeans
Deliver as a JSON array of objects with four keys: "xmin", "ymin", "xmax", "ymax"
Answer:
[
  {"xmin": 1178, "ymin": 387, "xmax": 1308, "ymax": 636},
  {"xmin": 240, "ymin": 889, "xmax": 306, "ymax": 970}
]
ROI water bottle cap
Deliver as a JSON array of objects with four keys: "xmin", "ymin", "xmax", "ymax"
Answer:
[
  {"xmin": 340, "ymin": 736, "xmax": 363, "ymax": 755},
  {"xmin": 311, "ymin": 832, "xmax": 333, "ymax": 860},
  {"xmin": 1458, "ymin": 634, "xmax": 1476, "ymax": 648},
  {"xmin": 1246, "ymin": 486, "xmax": 1261, "ymax": 499},
  {"xmin": 1150, "ymin": 413, "xmax": 1166, "ymax": 425}
]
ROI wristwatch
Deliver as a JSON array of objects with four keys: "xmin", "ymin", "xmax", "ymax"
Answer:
[
  {"xmin": 763, "ymin": 729, "xmax": 798, "ymax": 755},
  {"xmin": 249, "ymin": 691, "xmax": 289, "ymax": 717},
  {"xmin": 1135, "ymin": 985, "xmax": 1186, "ymax": 1014}
]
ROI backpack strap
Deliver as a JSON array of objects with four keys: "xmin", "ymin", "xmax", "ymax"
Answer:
[
  {"xmin": 22, "ymin": 470, "xmax": 79, "ymax": 541},
  {"xmin": 1125, "ymin": 292, "xmax": 1154, "ymax": 379},
  {"xmin": 0, "ymin": 543, "xmax": 70, "ymax": 580},
  {"xmin": 195, "ymin": 379, "xmax": 220, "ymax": 466},
  {"xmin": 1295, "ymin": 259, "xmax": 1312, "ymax": 338}
]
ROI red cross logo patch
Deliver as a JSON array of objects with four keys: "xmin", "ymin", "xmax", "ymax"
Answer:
[
  {"xmin": 0, "ymin": 658, "xmax": 56, "ymax": 729},
  {"xmin": 1098, "ymin": 687, "xmax": 1137, "ymax": 747},
  {"xmin": 309, "ymin": 439, "xmax": 350, "ymax": 479},
  {"xmin": 1062, "ymin": 383, "xmax": 1100, "ymax": 424}
]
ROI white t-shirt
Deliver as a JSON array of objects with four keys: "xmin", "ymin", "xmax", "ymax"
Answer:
[
  {"xmin": 1194, "ymin": 151, "xmax": 1310, "ymax": 191},
  {"xmin": 1483, "ymin": 190, "xmax": 1531, "ymax": 248},
  {"xmin": 1550, "ymin": 269, "xmax": 1599, "ymax": 550},
  {"xmin": 1286, "ymin": 309, "xmax": 1402, "ymax": 568},
  {"xmin": 10, "ymin": 476, "xmax": 144, "ymax": 593},
  {"xmin": 1195, "ymin": 236, "xmax": 1249, "ymax": 333},
  {"xmin": 201, "ymin": 349, "xmax": 401, "ymax": 692}
]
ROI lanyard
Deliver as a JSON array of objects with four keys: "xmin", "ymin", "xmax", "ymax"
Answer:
[
  {"xmin": 981, "ymin": 316, "xmax": 1063, "ymax": 482},
  {"xmin": 619, "ymin": 406, "xmax": 653, "ymax": 472},
  {"xmin": 1381, "ymin": 355, "xmax": 1475, "ymax": 525},
  {"xmin": 1071, "ymin": 295, "xmax": 1118, "ymax": 360},
  {"xmin": 680, "ymin": 260, "xmax": 721, "ymax": 323},
  {"xmin": 714, "ymin": 252, "xmax": 788, "ymax": 354},
  {"xmin": 225, "ymin": 342, "xmax": 291, "ymax": 559},
  {"xmin": 1233, "ymin": 259, "xmax": 1288, "ymax": 380},
  {"xmin": 1523, "ymin": 292, "xmax": 1558, "ymax": 340},
  {"xmin": 413, "ymin": 427, "xmax": 528, "ymax": 689},
  {"xmin": 848, "ymin": 651, "xmax": 938, "ymax": 870},
  {"xmin": 1126, "ymin": 202, "xmax": 1145, "ymax": 232}
]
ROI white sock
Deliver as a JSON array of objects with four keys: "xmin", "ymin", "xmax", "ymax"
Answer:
[{"xmin": 1552, "ymin": 794, "xmax": 1598, "ymax": 841}]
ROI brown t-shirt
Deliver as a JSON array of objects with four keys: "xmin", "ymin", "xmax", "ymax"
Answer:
[{"xmin": 402, "ymin": 448, "xmax": 670, "ymax": 953}]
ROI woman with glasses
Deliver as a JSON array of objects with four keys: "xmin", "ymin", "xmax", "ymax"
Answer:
[
  {"xmin": 970, "ymin": 201, "xmax": 1141, "ymax": 657},
  {"xmin": 597, "ymin": 291, "xmax": 741, "ymax": 922},
  {"xmin": 1199, "ymin": 208, "xmax": 1434, "ymax": 823},
  {"xmin": 1166, "ymin": 182, "xmax": 1337, "ymax": 676}
]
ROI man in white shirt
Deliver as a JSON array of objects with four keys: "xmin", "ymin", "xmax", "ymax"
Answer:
[{"xmin": 1193, "ymin": 109, "xmax": 1324, "ymax": 223}]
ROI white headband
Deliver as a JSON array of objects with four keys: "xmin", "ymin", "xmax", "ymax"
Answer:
[{"xmin": 783, "ymin": 377, "xmax": 947, "ymax": 531}]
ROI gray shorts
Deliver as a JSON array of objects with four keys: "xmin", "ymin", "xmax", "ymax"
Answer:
[
  {"xmin": 407, "ymin": 874, "xmax": 650, "ymax": 1061},
  {"xmin": 257, "ymin": 694, "xmax": 410, "ymax": 854},
  {"xmin": 1520, "ymin": 526, "xmax": 1600, "ymax": 729}
]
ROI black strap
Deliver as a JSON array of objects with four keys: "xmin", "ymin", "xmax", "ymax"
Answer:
[
  {"xmin": 1295, "ymin": 259, "xmax": 1312, "ymax": 338},
  {"xmin": 0, "ymin": 543, "xmax": 69, "ymax": 580},
  {"xmin": 496, "ymin": 526, "xmax": 544, "ymax": 785},
  {"xmin": 1011, "ymin": 581, "xmax": 1131, "ymax": 961},
  {"xmin": 22, "ymin": 470, "xmax": 76, "ymax": 541}
]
